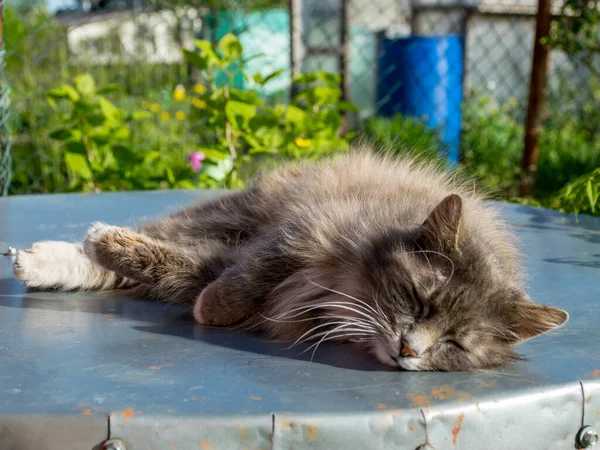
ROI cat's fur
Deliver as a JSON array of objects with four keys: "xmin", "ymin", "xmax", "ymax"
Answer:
[{"xmin": 13, "ymin": 150, "xmax": 568, "ymax": 371}]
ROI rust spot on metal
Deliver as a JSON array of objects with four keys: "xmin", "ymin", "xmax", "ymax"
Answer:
[
  {"xmin": 170, "ymin": 445, "xmax": 177, "ymax": 450},
  {"xmin": 476, "ymin": 380, "xmax": 497, "ymax": 389},
  {"xmin": 117, "ymin": 408, "xmax": 140, "ymax": 421},
  {"xmin": 563, "ymin": 432, "xmax": 568, "ymax": 440},
  {"xmin": 431, "ymin": 386, "xmax": 474, "ymax": 402},
  {"xmin": 375, "ymin": 403, "xmax": 392, "ymax": 410},
  {"xmin": 76, "ymin": 403, "xmax": 88, "ymax": 409},
  {"xmin": 452, "ymin": 413, "xmax": 465, "ymax": 444},
  {"xmin": 281, "ymin": 416, "xmax": 295, "ymax": 431},
  {"xmin": 200, "ymin": 439, "xmax": 214, "ymax": 450},
  {"xmin": 303, "ymin": 424, "xmax": 319, "ymax": 441},
  {"xmin": 237, "ymin": 425, "xmax": 250, "ymax": 440},
  {"xmin": 591, "ymin": 370, "xmax": 600, "ymax": 377},
  {"xmin": 407, "ymin": 393, "xmax": 431, "ymax": 407},
  {"xmin": 149, "ymin": 363, "xmax": 173, "ymax": 371},
  {"xmin": 82, "ymin": 409, "xmax": 91, "ymax": 416},
  {"xmin": 409, "ymin": 426, "xmax": 414, "ymax": 432},
  {"xmin": 587, "ymin": 396, "xmax": 592, "ymax": 404},
  {"xmin": 248, "ymin": 396, "xmax": 262, "ymax": 401}
]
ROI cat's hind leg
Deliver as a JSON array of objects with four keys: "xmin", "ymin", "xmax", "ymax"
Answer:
[
  {"xmin": 83, "ymin": 222, "xmax": 234, "ymax": 304},
  {"xmin": 13, "ymin": 241, "xmax": 134, "ymax": 291}
]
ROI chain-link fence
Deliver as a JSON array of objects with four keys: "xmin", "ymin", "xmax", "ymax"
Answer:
[{"xmin": 1, "ymin": 0, "xmax": 598, "ymax": 195}]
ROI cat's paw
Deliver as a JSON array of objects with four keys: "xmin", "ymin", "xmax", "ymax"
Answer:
[
  {"xmin": 83, "ymin": 222, "xmax": 120, "ymax": 263},
  {"xmin": 13, "ymin": 241, "xmax": 82, "ymax": 289}
]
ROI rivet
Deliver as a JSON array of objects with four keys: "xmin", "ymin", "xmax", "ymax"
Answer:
[
  {"xmin": 102, "ymin": 439, "xmax": 127, "ymax": 450},
  {"xmin": 578, "ymin": 426, "xmax": 598, "ymax": 448},
  {"xmin": 3, "ymin": 247, "xmax": 17, "ymax": 256}
]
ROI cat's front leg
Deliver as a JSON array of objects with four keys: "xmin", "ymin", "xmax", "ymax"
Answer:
[
  {"xmin": 84, "ymin": 222, "xmax": 182, "ymax": 285},
  {"xmin": 194, "ymin": 238, "xmax": 298, "ymax": 326},
  {"xmin": 84, "ymin": 222, "xmax": 234, "ymax": 304},
  {"xmin": 13, "ymin": 240, "xmax": 132, "ymax": 291}
]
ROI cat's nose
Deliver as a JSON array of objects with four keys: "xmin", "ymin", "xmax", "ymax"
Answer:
[{"xmin": 400, "ymin": 338, "xmax": 418, "ymax": 357}]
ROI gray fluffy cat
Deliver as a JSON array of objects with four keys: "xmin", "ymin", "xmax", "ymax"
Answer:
[{"xmin": 14, "ymin": 150, "xmax": 568, "ymax": 371}]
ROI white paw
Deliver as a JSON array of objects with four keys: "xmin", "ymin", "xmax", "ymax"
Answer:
[
  {"xmin": 83, "ymin": 222, "xmax": 120, "ymax": 263},
  {"xmin": 13, "ymin": 241, "xmax": 83, "ymax": 289}
]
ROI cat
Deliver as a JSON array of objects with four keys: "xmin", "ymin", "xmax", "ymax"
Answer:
[{"xmin": 13, "ymin": 149, "xmax": 568, "ymax": 371}]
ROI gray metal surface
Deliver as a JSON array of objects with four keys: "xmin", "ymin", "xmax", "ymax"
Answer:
[{"xmin": 0, "ymin": 190, "xmax": 599, "ymax": 450}]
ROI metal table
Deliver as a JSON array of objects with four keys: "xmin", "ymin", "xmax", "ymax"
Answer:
[{"xmin": 1, "ymin": 190, "xmax": 599, "ymax": 450}]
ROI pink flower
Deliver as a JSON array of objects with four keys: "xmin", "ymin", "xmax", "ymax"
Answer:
[{"xmin": 188, "ymin": 151, "xmax": 206, "ymax": 172}]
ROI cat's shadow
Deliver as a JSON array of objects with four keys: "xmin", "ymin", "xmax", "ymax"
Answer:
[{"xmin": 0, "ymin": 277, "xmax": 394, "ymax": 372}]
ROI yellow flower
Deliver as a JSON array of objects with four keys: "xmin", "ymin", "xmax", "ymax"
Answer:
[
  {"xmin": 160, "ymin": 112, "xmax": 171, "ymax": 121},
  {"xmin": 175, "ymin": 111, "xmax": 186, "ymax": 121},
  {"xmin": 150, "ymin": 103, "xmax": 160, "ymax": 113},
  {"xmin": 173, "ymin": 85, "xmax": 186, "ymax": 101},
  {"xmin": 194, "ymin": 83, "xmax": 207, "ymax": 95},
  {"xmin": 295, "ymin": 137, "xmax": 311, "ymax": 148},
  {"xmin": 192, "ymin": 98, "xmax": 207, "ymax": 110}
]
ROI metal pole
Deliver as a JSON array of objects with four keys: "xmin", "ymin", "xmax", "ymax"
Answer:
[
  {"xmin": 520, "ymin": 0, "xmax": 551, "ymax": 197},
  {"xmin": 289, "ymin": 0, "xmax": 303, "ymax": 99}
]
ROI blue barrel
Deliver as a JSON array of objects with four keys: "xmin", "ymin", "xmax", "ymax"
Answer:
[{"xmin": 377, "ymin": 36, "xmax": 464, "ymax": 165}]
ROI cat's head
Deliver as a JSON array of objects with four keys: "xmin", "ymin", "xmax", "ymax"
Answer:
[{"xmin": 352, "ymin": 194, "xmax": 568, "ymax": 371}]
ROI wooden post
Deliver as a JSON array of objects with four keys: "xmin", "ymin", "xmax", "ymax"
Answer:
[{"xmin": 520, "ymin": 0, "xmax": 552, "ymax": 197}]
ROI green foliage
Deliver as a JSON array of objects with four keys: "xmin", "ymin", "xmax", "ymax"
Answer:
[
  {"xmin": 551, "ymin": 168, "xmax": 600, "ymax": 216},
  {"xmin": 364, "ymin": 115, "xmax": 446, "ymax": 164},
  {"xmin": 461, "ymin": 93, "xmax": 523, "ymax": 197},
  {"xmin": 460, "ymin": 90, "xmax": 600, "ymax": 201},
  {"xmin": 546, "ymin": 0, "xmax": 600, "ymax": 70},
  {"xmin": 47, "ymin": 74, "xmax": 197, "ymax": 192},
  {"xmin": 182, "ymin": 33, "xmax": 353, "ymax": 188}
]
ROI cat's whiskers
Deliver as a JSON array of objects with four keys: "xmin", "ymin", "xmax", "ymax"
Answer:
[
  {"xmin": 287, "ymin": 320, "xmax": 376, "ymax": 349},
  {"xmin": 297, "ymin": 322, "xmax": 376, "ymax": 361},
  {"xmin": 304, "ymin": 278, "xmax": 389, "ymax": 331},
  {"xmin": 270, "ymin": 301, "xmax": 386, "ymax": 332}
]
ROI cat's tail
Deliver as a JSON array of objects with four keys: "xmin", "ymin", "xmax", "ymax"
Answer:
[{"xmin": 13, "ymin": 241, "xmax": 137, "ymax": 291}]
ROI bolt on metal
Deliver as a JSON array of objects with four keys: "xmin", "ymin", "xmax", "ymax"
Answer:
[
  {"xmin": 2, "ymin": 247, "xmax": 17, "ymax": 256},
  {"xmin": 578, "ymin": 426, "xmax": 599, "ymax": 448},
  {"xmin": 102, "ymin": 439, "xmax": 127, "ymax": 450}
]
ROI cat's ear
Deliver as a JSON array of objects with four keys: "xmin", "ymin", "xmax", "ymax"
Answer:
[
  {"xmin": 503, "ymin": 301, "xmax": 569, "ymax": 344},
  {"xmin": 417, "ymin": 194, "xmax": 463, "ymax": 254}
]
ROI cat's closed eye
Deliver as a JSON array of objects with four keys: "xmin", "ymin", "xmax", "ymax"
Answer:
[
  {"xmin": 411, "ymin": 286, "xmax": 430, "ymax": 321},
  {"xmin": 444, "ymin": 339, "xmax": 469, "ymax": 352}
]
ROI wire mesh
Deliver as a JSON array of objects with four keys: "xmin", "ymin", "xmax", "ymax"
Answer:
[
  {"xmin": 0, "ymin": 0, "xmax": 12, "ymax": 196},
  {"xmin": 3, "ymin": 0, "xmax": 599, "ymax": 194}
]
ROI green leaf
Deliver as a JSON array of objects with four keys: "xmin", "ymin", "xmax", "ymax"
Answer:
[
  {"xmin": 74, "ymin": 74, "xmax": 96, "ymax": 97},
  {"xmin": 286, "ymin": 105, "xmax": 306, "ymax": 128},
  {"xmin": 225, "ymin": 100, "xmax": 256, "ymax": 129},
  {"xmin": 200, "ymin": 148, "xmax": 229, "ymax": 160},
  {"xmin": 229, "ymin": 89, "xmax": 263, "ymax": 106},
  {"xmin": 97, "ymin": 83, "xmax": 122, "ymax": 94},
  {"xmin": 586, "ymin": 179, "xmax": 596, "ymax": 213},
  {"xmin": 253, "ymin": 69, "xmax": 284, "ymax": 86},
  {"xmin": 202, "ymin": 156, "xmax": 233, "ymax": 181},
  {"xmin": 182, "ymin": 48, "xmax": 208, "ymax": 71},
  {"xmin": 65, "ymin": 142, "xmax": 92, "ymax": 180},
  {"xmin": 218, "ymin": 33, "xmax": 243, "ymax": 61},
  {"xmin": 112, "ymin": 145, "xmax": 139, "ymax": 168},
  {"xmin": 48, "ymin": 85, "xmax": 80, "ymax": 102},
  {"xmin": 338, "ymin": 101, "xmax": 359, "ymax": 112},
  {"xmin": 129, "ymin": 110, "xmax": 152, "ymax": 120},
  {"xmin": 49, "ymin": 129, "xmax": 74, "ymax": 141},
  {"xmin": 98, "ymin": 97, "xmax": 121, "ymax": 121},
  {"xmin": 194, "ymin": 40, "xmax": 221, "ymax": 67}
]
